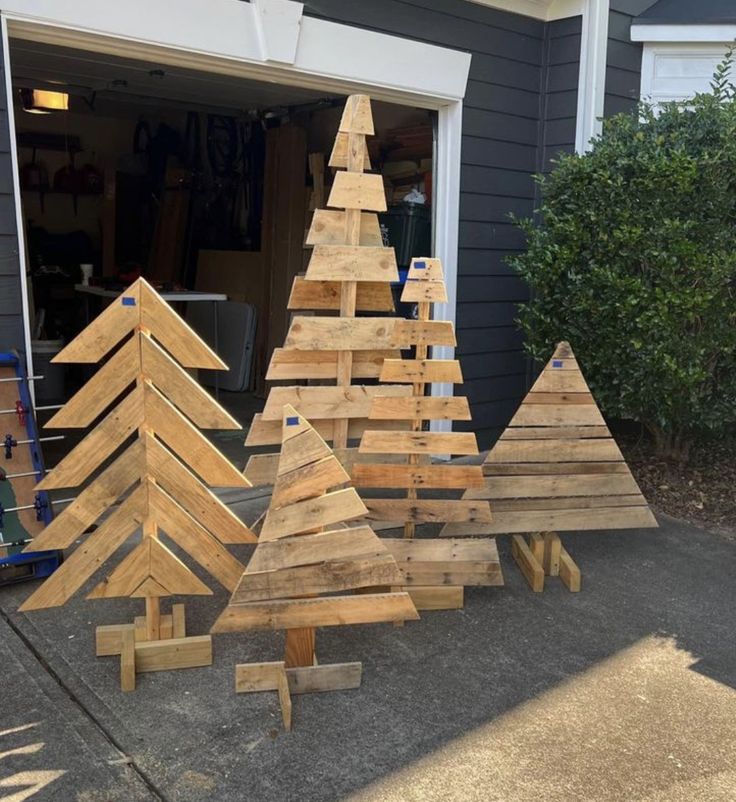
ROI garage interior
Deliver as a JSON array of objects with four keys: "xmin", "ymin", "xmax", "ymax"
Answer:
[{"xmin": 10, "ymin": 36, "xmax": 437, "ymax": 464}]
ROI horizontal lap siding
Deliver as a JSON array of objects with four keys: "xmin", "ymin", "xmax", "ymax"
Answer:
[
  {"xmin": 303, "ymin": 0, "xmax": 553, "ymax": 445},
  {"xmin": 0, "ymin": 36, "xmax": 23, "ymax": 359},
  {"xmin": 605, "ymin": 2, "xmax": 659, "ymax": 116}
]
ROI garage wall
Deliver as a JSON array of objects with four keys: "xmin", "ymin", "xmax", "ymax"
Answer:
[
  {"xmin": 303, "ymin": 0, "xmax": 581, "ymax": 446},
  {"xmin": 605, "ymin": 1, "xmax": 659, "ymax": 116},
  {"xmin": 0, "ymin": 36, "xmax": 25, "ymax": 360}
]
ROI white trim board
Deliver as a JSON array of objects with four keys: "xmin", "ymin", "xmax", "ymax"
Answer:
[
  {"xmin": 575, "ymin": 0, "xmax": 610, "ymax": 153},
  {"xmin": 466, "ymin": 0, "xmax": 585, "ymax": 21},
  {"xmin": 632, "ymin": 24, "xmax": 736, "ymax": 43}
]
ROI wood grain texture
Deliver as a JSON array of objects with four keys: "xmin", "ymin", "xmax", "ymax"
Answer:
[
  {"xmin": 359, "ymin": 430, "xmax": 478, "ymax": 455},
  {"xmin": 260, "ymin": 488, "xmax": 368, "ymax": 541},
  {"xmin": 352, "ymin": 463, "xmax": 485, "ymax": 489},
  {"xmin": 284, "ymin": 316, "xmax": 397, "ymax": 351},
  {"xmin": 134, "ymin": 636, "xmax": 212, "ymax": 673},
  {"xmin": 368, "ymin": 395, "xmax": 471, "ymax": 421},
  {"xmin": 267, "ymin": 349, "xmax": 397, "ymax": 380},
  {"xmin": 305, "ymin": 244, "xmax": 398, "ymax": 282},
  {"xmin": 329, "ymin": 131, "xmax": 371, "ymax": 168},
  {"xmin": 287, "ymin": 277, "xmax": 392, "ymax": 311},
  {"xmin": 379, "ymin": 358, "xmax": 462, "ymax": 384},
  {"xmin": 487, "ymin": 438, "xmax": 624, "ymax": 463},
  {"xmin": 363, "ymin": 498, "xmax": 492, "ymax": 524},
  {"xmin": 271, "ymin": 455, "xmax": 350, "ymax": 508},
  {"xmin": 262, "ymin": 384, "xmax": 411, "ymax": 421},
  {"xmin": 466, "ymin": 473, "xmax": 643, "ymax": 500},
  {"xmin": 245, "ymin": 414, "xmax": 409, "ymax": 447},
  {"xmin": 400, "ymin": 280, "xmax": 448, "ymax": 304},
  {"xmin": 327, "ymin": 171, "xmax": 386, "ymax": 212}
]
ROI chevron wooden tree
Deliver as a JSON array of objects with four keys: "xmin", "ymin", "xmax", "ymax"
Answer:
[
  {"xmin": 213, "ymin": 405, "xmax": 418, "ymax": 730},
  {"xmin": 354, "ymin": 258, "xmax": 502, "ymax": 611},
  {"xmin": 442, "ymin": 341, "xmax": 658, "ymax": 592},
  {"xmin": 19, "ymin": 278, "xmax": 256, "ymax": 690},
  {"xmin": 244, "ymin": 94, "xmax": 449, "ymax": 485}
]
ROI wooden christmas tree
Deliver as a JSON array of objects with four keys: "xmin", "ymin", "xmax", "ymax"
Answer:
[
  {"xmin": 354, "ymin": 257, "xmax": 502, "ymax": 611},
  {"xmin": 244, "ymin": 94, "xmax": 450, "ymax": 484},
  {"xmin": 20, "ymin": 278, "xmax": 256, "ymax": 689},
  {"xmin": 443, "ymin": 341, "xmax": 658, "ymax": 591},
  {"xmin": 212, "ymin": 405, "xmax": 418, "ymax": 730}
]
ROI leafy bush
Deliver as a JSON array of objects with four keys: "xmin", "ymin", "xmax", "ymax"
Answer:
[{"xmin": 512, "ymin": 51, "xmax": 736, "ymax": 461}]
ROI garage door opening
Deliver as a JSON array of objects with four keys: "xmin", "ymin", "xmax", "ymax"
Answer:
[{"xmin": 9, "ymin": 36, "xmax": 437, "ymax": 466}]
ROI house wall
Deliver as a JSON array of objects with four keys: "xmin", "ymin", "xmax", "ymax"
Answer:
[
  {"xmin": 0, "ymin": 34, "xmax": 25, "ymax": 360},
  {"xmin": 605, "ymin": 1, "xmax": 659, "ymax": 116},
  {"xmin": 303, "ymin": 0, "xmax": 582, "ymax": 445}
]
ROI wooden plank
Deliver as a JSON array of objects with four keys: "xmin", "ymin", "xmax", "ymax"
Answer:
[
  {"xmin": 260, "ymin": 488, "xmax": 368, "ymax": 541},
  {"xmin": 483, "ymin": 462, "xmax": 630, "ymax": 477},
  {"xmin": 501, "ymin": 426, "xmax": 611, "ymax": 440},
  {"xmin": 38, "ymin": 386, "xmax": 144, "ymax": 490},
  {"xmin": 405, "ymin": 257, "xmax": 444, "ymax": 281},
  {"xmin": 285, "ymin": 316, "xmax": 397, "ymax": 351},
  {"xmin": 530, "ymin": 369, "xmax": 590, "ymax": 393},
  {"xmin": 261, "ymin": 384, "xmax": 412, "ymax": 421},
  {"xmin": 305, "ymin": 244, "xmax": 398, "ymax": 282},
  {"xmin": 359, "ymin": 430, "xmax": 478, "ymax": 455},
  {"xmin": 385, "ymin": 538, "xmax": 503, "ymax": 587},
  {"xmin": 231, "ymin": 555, "xmax": 403, "ymax": 603},
  {"xmin": 529, "ymin": 533, "xmax": 545, "ymax": 564},
  {"xmin": 525, "ymin": 392, "xmax": 595, "ymax": 405},
  {"xmin": 245, "ymin": 414, "xmax": 409, "ymax": 447},
  {"xmin": 338, "ymin": 94, "xmax": 374, "ymax": 134},
  {"xmin": 465, "ymin": 473, "xmax": 642, "ymax": 500},
  {"xmin": 369, "ymin": 396, "xmax": 471, "ymax": 421},
  {"xmin": 543, "ymin": 532, "xmax": 561, "ymax": 576},
  {"xmin": 379, "ymin": 358, "xmax": 462, "ymax": 384},
  {"xmin": 511, "ymin": 536, "xmax": 544, "ymax": 592},
  {"xmin": 53, "ymin": 282, "xmax": 140, "ymax": 363},
  {"xmin": 277, "ymin": 427, "xmax": 333, "ymax": 475},
  {"xmin": 140, "ymin": 333, "xmax": 239, "ymax": 429},
  {"xmin": 19, "ymin": 485, "xmax": 148, "ymax": 611},
  {"xmin": 487, "ymin": 439, "xmax": 624, "ymax": 463},
  {"xmin": 150, "ymin": 482, "xmax": 246, "ymax": 592},
  {"xmin": 267, "ymin": 349, "xmax": 396, "ymax": 380},
  {"xmin": 272, "ymin": 455, "xmax": 350, "ymax": 507},
  {"xmin": 286, "ymin": 663, "xmax": 362, "ymax": 694},
  {"xmin": 134, "ymin": 635, "xmax": 213, "ymax": 673},
  {"xmin": 559, "ymin": 547, "xmax": 582, "ymax": 592},
  {"xmin": 120, "ymin": 625, "xmax": 136, "ymax": 692},
  {"xmin": 363, "ymin": 498, "xmax": 492, "ymax": 524},
  {"xmin": 327, "ymin": 171, "xmax": 386, "ymax": 211},
  {"xmin": 306, "ymin": 209, "xmax": 379, "ymax": 247},
  {"xmin": 329, "ymin": 130, "xmax": 371, "ymax": 168},
  {"xmin": 392, "ymin": 319, "xmax": 456, "ymax": 347},
  {"xmin": 172, "ymin": 604, "xmax": 186, "ymax": 638},
  {"xmin": 484, "ymin": 506, "xmax": 658, "ymax": 534},
  {"xmin": 235, "ymin": 661, "xmax": 286, "ymax": 692},
  {"xmin": 211, "ymin": 592, "xmax": 419, "ymax": 632},
  {"xmin": 491, "ymin": 495, "xmax": 647, "ymax": 512},
  {"xmin": 46, "ymin": 335, "xmax": 138, "ymax": 427},
  {"xmin": 247, "ymin": 526, "xmax": 382, "ymax": 573},
  {"xmin": 509, "ymin": 404, "xmax": 606, "ymax": 427},
  {"xmin": 400, "ymin": 280, "xmax": 448, "ymax": 304},
  {"xmin": 288, "ymin": 277, "xmax": 392, "ymax": 311},
  {"xmin": 353, "ymin": 463, "xmax": 485, "ymax": 489},
  {"xmin": 407, "ymin": 586, "xmax": 463, "ymax": 610},
  {"xmin": 144, "ymin": 434, "xmax": 256, "ymax": 544}
]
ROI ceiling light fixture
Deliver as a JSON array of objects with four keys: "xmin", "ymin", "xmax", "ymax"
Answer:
[{"xmin": 20, "ymin": 88, "xmax": 69, "ymax": 114}]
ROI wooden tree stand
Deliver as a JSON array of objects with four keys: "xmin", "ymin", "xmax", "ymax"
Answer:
[
  {"xmin": 510, "ymin": 532, "xmax": 581, "ymax": 593},
  {"xmin": 96, "ymin": 600, "xmax": 212, "ymax": 692}
]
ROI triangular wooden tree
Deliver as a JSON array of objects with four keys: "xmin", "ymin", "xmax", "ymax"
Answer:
[
  {"xmin": 244, "ymin": 94, "xmax": 449, "ymax": 484},
  {"xmin": 354, "ymin": 258, "xmax": 502, "ymax": 609},
  {"xmin": 213, "ymin": 405, "xmax": 418, "ymax": 729},
  {"xmin": 20, "ymin": 278, "xmax": 256, "ymax": 689},
  {"xmin": 443, "ymin": 341, "xmax": 657, "ymax": 591}
]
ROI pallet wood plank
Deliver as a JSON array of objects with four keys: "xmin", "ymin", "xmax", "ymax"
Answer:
[
  {"xmin": 511, "ymin": 536, "xmax": 544, "ymax": 592},
  {"xmin": 288, "ymin": 276, "xmax": 392, "ymax": 311},
  {"xmin": 285, "ymin": 316, "xmax": 397, "ymax": 350},
  {"xmin": 245, "ymin": 414, "xmax": 409, "ymax": 447},
  {"xmin": 369, "ymin": 396, "xmax": 471, "ymax": 421},
  {"xmin": 134, "ymin": 635, "xmax": 213, "ymax": 673},
  {"xmin": 406, "ymin": 586, "xmax": 464, "ymax": 610},
  {"xmin": 329, "ymin": 131, "xmax": 371, "ymax": 168},
  {"xmin": 509, "ymin": 404, "xmax": 606, "ymax": 427},
  {"xmin": 530, "ymin": 369, "xmax": 590, "ymax": 393},
  {"xmin": 400, "ymin": 280, "xmax": 448, "ymax": 304},
  {"xmin": 392, "ymin": 319, "xmax": 456, "ymax": 347},
  {"xmin": 559, "ymin": 547, "xmax": 582, "ymax": 592},
  {"xmin": 305, "ymin": 244, "xmax": 399, "ymax": 282},
  {"xmin": 359, "ymin": 430, "xmax": 478, "ymax": 455},
  {"xmin": 286, "ymin": 662, "xmax": 362, "ymax": 694},
  {"xmin": 491, "ymin": 494, "xmax": 647, "ymax": 511},
  {"xmin": 211, "ymin": 592, "xmax": 418, "ymax": 632},
  {"xmin": 363, "ymin": 498, "xmax": 492, "ymax": 524},
  {"xmin": 379, "ymin": 358, "xmax": 462, "ymax": 384},
  {"xmin": 483, "ymin": 461, "xmax": 630, "ymax": 476},
  {"xmin": 464, "ymin": 473, "xmax": 642, "ymax": 500},
  {"xmin": 338, "ymin": 94, "xmax": 374, "ymax": 134},
  {"xmin": 260, "ymin": 488, "xmax": 368, "ymax": 541},
  {"xmin": 353, "ymin": 463, "xmax": 484, "ymax": 489},
  {"xmin": 267, "ymin": 349, "xmax": 396, "ymax": 380},
  {"xmin": 327, "ymin": 171, "xmax": 386, "ymax": 212},
  {"xmin": 487, "ymin": 439, "xmax": 624, "ymax": 463},
  {"xmin": 501, "ymin": 426, "xmax": 611, "ymax": 440},
  {"xmin": 261, "ymin": 384, "xmax": 412, "ymax": 421},
  {"xmin": 272, "ymin": 455, "xmax": 350, "ymax": 507},
  {"xmin": 120, "ymin": 625, "xmax": 136, "ymax": 692}
]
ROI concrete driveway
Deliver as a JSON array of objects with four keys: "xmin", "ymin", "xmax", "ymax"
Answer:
[{"xmin": 1, "ymin": 500, "xmax": 734, "ymax": 802}]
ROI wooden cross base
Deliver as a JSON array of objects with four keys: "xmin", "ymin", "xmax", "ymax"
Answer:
[
  {"xmin": 510, "ymin": 532, "xmax": 581, "ymax": 593},
  {"xmin": 95, "ymin": 603, "xmax": 213, "ymax": 691},
  {"xmin": 235, "ymin": 660, "xmax": 363, "ymax": 731}
]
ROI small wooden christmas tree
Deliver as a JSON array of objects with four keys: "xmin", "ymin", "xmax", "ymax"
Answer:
[
  {"xmin": 212, "ymin": 405, "xmax": 418, "ymax": 730},
  {"xmin": 443, "ymin": 341, "xmax": 658, "ymax": 591},
  {"xmin": 354, "ymin": 258, "xmax": 502, "ymax": 611},
  {"xmin": 20, "ymin": 278, "xmax": 256, "ymax": 689}
]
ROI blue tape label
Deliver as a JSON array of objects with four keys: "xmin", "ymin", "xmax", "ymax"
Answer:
[
  {"xmin": 552, "ymin": 359, "xmax": 563, "ymax": 368},
  {"xmin": 414, "ymin": 261, "xmax": 426, "ymax": 269},
  {"xmin": 122, "ymin": 297, "xmax": 136, "ymax": 306},
  {"xmin": 286, "ymin": 416, "xmax": 300, "ymax": 426}
]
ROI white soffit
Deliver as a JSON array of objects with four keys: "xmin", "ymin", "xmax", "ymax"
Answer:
[
  {"xmin": 2, "ymin": 0, "xmax": 471, "ymax": 106},
  {"xmin": 632, "ymin": 24, "xmax": 736, "ymax": 42},
  {"xmin": 466, "ymin": 0, "xmax": 585, "ymax": 21}
]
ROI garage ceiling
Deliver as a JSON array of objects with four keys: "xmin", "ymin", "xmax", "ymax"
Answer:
[{"xmin": 10, "ymin": 38, "xmax": 338, "ymax": 113}]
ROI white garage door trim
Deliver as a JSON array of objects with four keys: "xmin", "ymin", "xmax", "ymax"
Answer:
[{"xmin": 2, "ymin": 0, "xmax": 470, "ymax": 421}]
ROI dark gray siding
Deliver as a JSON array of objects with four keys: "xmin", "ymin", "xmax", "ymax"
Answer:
[
  {"xmin": 304, "ymin": 0, "xmax": 581, "ymax": 445},
  {"xmin": 0, "ymin": 34, "xmax": 24, "ymax": 361},
  {"xmin": 605, "ymin": 1, "xmax": 659, "ymax": 117}
]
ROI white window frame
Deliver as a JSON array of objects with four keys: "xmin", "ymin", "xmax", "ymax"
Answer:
[{"xmin": 1, "ymin": 0, "xmax": 470, "ymax": 424}]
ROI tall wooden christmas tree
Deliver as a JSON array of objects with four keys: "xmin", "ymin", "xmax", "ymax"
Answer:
[
  {"xmin": 20, "ymin": 278, "xmax": 256, "ymax": 689},
  {"xmin": 213, "ymin": 405, "xmax": 418, "ymax": 730},
  {"xmin": 244, "ymin": 94, "xmax": 451, "ymax": 484},
  {"xmin": 443, "ymin": 341, "xmax": 658, "ymax": 591},
  {"xmin": 355, "ymin": 257, "xmax": 502, "ymax": 610}
]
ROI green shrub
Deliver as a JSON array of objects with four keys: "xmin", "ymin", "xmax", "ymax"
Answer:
[{"xmin": 512, "ymin": 51, "xmax": 736, "ymax": 462}]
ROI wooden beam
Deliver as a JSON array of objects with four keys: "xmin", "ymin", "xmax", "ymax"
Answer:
[
  {"xmin": 305, "ymin": 244, "xmax": 399, "ymax": 282},
  {"xmin": 352, "ymin": 463, "xmax": 485, "ymax": 489},
  {"xmin": 134, "ymin": 635, "xmax": 213, "ymax": 673},
  {"xmin": 379, "ymin": 358, "xmax": 462, "ymax": 384},
  {"xmin": 511, "ymin": 536, "xmax": 544, "ymax": 592},
  {"xmin": 261, "ymin": 384, "xmax": 411, "ymax": 421},
  {"xmin": 406, "ymin": 586, "xmax": 464, "ymax": 610},
  {"xmin": 363, "ymin": 498, "xmax": 492, "ymax": 525},
  {"xmin": 287, "ymin": 277, "xmax": 392, "ymax": 311},
  {"xmin": 267, "ymin": 348, "xmax": 396, "ymax": 380},
  {"xmin": 359, "ymin": 430, "xmax": 478, "ymax": 455},
  {"xmin": 327, "ymin": 172, "xmax": 386, "ymax": 211},
  {"xmin": 368, "ymin": 396, "xmax": 471, "ymax": 421}
]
